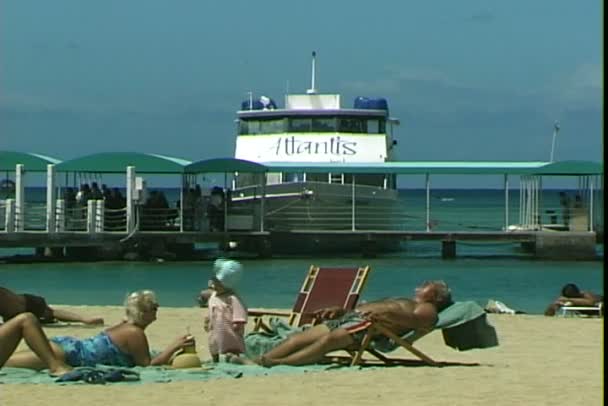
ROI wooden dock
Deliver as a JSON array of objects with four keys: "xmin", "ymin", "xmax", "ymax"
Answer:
[{"xmin": 0, "ymin": 228, "xmax": 598, "ymax": 260}]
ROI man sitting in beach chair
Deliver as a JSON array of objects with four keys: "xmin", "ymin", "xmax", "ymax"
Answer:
[{"xmin": 231, "ymin": 280, "xmax": 463, "ymax": 367}]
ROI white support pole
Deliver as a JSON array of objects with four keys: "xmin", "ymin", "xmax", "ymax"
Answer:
[
  {"xmin": 351, "ymin": 175, "xmax": 356, "ymax": 231},
  {"xmin": 425, "ymin": 174, "xmax": 431, "ymax": 232},
  {"xmin": 589, "ymin": 178, "xmax": 594, "ymax": 232},
  {"xmin": 260, "ymin": 174, "xmax": 266, "ymax": 232},
  {"xmin": 179, "ymin": 175, "xmax": 185, "ymax": 232},
  {"xmin": 223, "ymin": 172, "xmax": 228, "ymax": 232},
  {"xmin": 126, "ymin": 166, "xmax": 136, "ymax": 234},
  {"xmin": 87, "ymin": 199, "xmax": 96, "ymax": 233},
  {"xmin": 46, "ymin": 164, "xmax": 57, "ymax": 233},
  {"xmin": 5, "ymin": 199, "xmax": 15, "ymax": 232},
  {"xmin": 504, "ymin": 174, "xmax": 509, "ymax": 230},
  {"xmin": 56, "ymin": 199, "xmax": 65, "ymax": 232},
  {"xmin": 15, "ymin": 164, "xmax": 24, "ymax": 231},
  {"xmin": 518, "ymin": 177, "xmax": 523, "ymax": 228},
  {"xmin": 95, "ymin": 200, "xmax": 104, "ymax": 232}
]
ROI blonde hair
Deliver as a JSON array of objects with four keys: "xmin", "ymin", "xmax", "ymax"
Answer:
[{"xmin": 124, "ymin": 290, "xmax": 158, "ymax": 324}]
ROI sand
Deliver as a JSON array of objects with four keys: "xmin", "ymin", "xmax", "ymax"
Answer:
[{"xmin": 0, "ymin": 305, "xmax": 603, "ymax": 406}]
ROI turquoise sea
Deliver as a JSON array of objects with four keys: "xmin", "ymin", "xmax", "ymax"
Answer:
[
  {"xmin": 0, "ymin": 188, "xmax": 604, "ymax": 315},
  {"xmin": 0, "ymin": 257, "xmax": 602, "ymax": 315}
]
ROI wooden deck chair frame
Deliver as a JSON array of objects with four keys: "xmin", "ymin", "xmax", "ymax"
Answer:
[
  {"xmin": 250, "ymin": 265, "xmax": 371, "ymax": 332},
  {"xmin": 347, "ymin": 323, "xmax": 440, "ymax": 367}
]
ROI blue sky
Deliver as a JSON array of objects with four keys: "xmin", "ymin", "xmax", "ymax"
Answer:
[{"xmin": 0, "ymin": 1, "xmax": 602, "ymax": 187}]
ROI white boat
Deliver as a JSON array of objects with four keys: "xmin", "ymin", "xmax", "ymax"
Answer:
[{"xmin": 230, "ymin": 52, "xmax": 404, "ymax": 253}]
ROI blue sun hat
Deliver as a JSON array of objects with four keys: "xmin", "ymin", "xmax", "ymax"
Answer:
[{"xmin": 213, "ymin": 258, "xmax": 243, "ymax": 290}]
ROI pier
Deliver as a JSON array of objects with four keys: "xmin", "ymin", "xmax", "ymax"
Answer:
[
  {"xmin": 1, "ymin": 152, "xmax": 603, "ymax": 260},
  {"xmin": 0, "ymin": 228, "xmax": 599, "ymax": 261}
]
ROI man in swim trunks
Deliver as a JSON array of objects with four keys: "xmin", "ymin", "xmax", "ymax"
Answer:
[
  {"xmin": 0, "ymin": 286, "xmax": 104, "ymax": 325},
  {"xmin": 239, "ymin": 280, "xmax": 453, "ymax": 367}
]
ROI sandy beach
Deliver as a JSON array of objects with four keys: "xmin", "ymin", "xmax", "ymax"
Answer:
[{"xmin": 0, "ymin": 305, "xmax": 603, "ymax": 406}]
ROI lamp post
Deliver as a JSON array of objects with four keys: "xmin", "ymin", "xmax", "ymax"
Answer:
[{"xmin": 550, "ymin": 121, "xmax": 560, "ymax": 162}]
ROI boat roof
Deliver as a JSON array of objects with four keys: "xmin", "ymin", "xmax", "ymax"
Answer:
[{"xmin": 237, "ymin": 109, "xmax": 388, "ymax": 119}]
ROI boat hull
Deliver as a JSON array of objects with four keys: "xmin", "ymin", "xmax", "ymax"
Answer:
[{"xmin": 227, "ymin": 181, "xmax": 405, "ymax": 254}]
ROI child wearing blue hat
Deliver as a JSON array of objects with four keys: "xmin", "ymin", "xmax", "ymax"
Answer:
[{"xmin": 203, "ymin": 259, "xmax": 248, "ymax": 362}]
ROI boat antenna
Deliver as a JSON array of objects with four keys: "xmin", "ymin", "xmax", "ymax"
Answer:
[
  {"xmin": 550, "ymin": 120, "xmax": 560, "ymax": 162},
  {"xmin": 306, "ymin": 51, "xmax": 318, "ymax": 94}
]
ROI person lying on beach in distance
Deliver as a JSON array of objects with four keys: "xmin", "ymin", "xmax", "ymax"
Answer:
[
  {"xmin": 0, "ymin": 286, "xmax": 104, "ymax": 326},
  {"xmin": 0, "ymin": 313, "xmax": 72, "ymax": 376},
  {"xmin": 229, "ymin": 280, "xmax": 453, "ymax": 367},
  {"xmin": 4, "ymin": 290, "xmax": 195, "ymax": 370},
  {"xmin": 544, "ymin": 283, "xmax": 604, "ymax": 316}
]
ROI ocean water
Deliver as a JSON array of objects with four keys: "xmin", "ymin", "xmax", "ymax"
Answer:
[
  {"xmin": 0, "ymin": 188, "xmax": 603, "ymax": 315},
  {"xmin": 0, "ymin": 256, "xmax": 603, "ymax": 316}
]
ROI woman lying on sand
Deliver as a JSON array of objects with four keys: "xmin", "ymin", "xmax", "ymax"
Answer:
[{"xmin": 4, "ymin": 290, "xmax": 194, "ymax": 370}]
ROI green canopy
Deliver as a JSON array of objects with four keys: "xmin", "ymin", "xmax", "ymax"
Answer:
[
  {"xmin": 55, "ymin": 152, "xmax": 191, "ymax": 174},
  {"xmin": 0, "ymin": 151, "xmax": 61, "ymax": 172}
]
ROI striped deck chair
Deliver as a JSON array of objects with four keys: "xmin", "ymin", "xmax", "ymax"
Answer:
[
  {"xmin": 249, "ymin": 265, "xmax": 371, "ymax": 333},
  {"xmin": 345, "ymin": 301, "xmax": 499, "ymax": 367}
]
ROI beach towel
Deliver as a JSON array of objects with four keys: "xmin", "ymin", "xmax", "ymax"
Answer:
[
  {"xmin": 244, "ymin": 317, "xmax": 307, "ymax": 358},
  {"xmin": 0, "ymin": 362, "xmax": 338, "ymax": 385},
  {"xmin": 55, "ymin": 366, "xmax": 141, "ymax": 384}
]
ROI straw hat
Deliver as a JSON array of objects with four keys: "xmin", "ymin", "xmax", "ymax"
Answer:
[{"xmin": 171, "ymin": 352, "xmax": 202, "ymax": 369}]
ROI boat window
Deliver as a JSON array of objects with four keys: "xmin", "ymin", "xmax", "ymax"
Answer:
[
  {"xmin": 288, "ymin": 118, "xmax": 312, "ymax": 132},
  {"xmin": 354, "ymin": 174, "xmax": 386, "ymax": 187},
  {"xmin": 306, "ymin": 173, "xmax": 328, "ymax": 182},
  {"xmin": 259, "ymin": 119, "xmax": 285, "ymax": 134},
  {"xmin": 239, "ymin": 119, "xmax": 285, "ymax": 135},
  {"xmin": 239, "ymin": 117, "xmax": 384, "ymax": 134},
  {"xmin": 311, "ymin": 118, "xmax": 336, "ymax": 132},
  {"xmin": 338, "ymin": 118, "xmax": 366, "ymax": 133},
  {"xmin": 367, "ymin": 119, "xmax": 386, "ymax": 134},
  {"xmin": 283, "ymin": 173, "xmax": 304, "ymax": 182}
]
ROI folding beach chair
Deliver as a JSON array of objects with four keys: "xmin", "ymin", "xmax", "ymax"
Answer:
[
  {"xmin": 559, "ymin": 302, "xmax": 603, "ymax": 317},
  {"xmin": 249, "ymin": 265, "xmax": 371, "ymax": 332},
  {"xmin": 345, "ymin": 301, "xmax": 499, "ymax": 367}
]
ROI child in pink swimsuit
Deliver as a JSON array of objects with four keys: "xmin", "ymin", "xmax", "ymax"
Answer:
[{"xmin": 204, "ymin": 259, "xmax": 248, "ymax": 362}]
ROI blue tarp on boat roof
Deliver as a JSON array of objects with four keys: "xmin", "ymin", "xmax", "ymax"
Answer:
[{"xmin": 354, "ymin": 97, "xmax": 389, "ymax": 112}]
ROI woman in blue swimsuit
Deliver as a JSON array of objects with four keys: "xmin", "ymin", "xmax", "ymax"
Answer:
[{"xmin": 4, "ymin": 290, "xmax": 194, "ymax": 369}]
